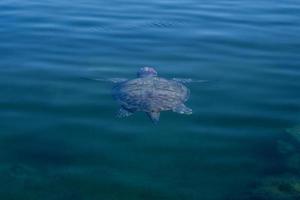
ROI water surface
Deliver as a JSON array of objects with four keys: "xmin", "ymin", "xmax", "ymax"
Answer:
[{"xmin": 1, "ymin": 0, "xmax": 300, "ymax": 199}]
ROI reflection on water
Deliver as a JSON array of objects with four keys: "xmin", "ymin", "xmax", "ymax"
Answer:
[{"xmin": 0, "ymin": 0, "xmax": 300, "ymax": 199}]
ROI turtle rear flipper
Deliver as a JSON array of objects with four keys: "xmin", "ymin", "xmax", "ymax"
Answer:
[
  {"xmin": 173, "ymin": 104, "xmax": 192, "ymax": 115},
  {"xmin": 147, "ymin": 112, "xmax": 160, "ymax": 124},
  {"xmin": 117, "ymin": 107, "xmax": 134, "ymax": 118}
]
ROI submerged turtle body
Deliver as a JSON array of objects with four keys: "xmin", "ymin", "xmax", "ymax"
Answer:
[
  {"xmin": 112, "ymin": 67, "xmax": 192, "ymax": 123},
  {"xmin": 113, "ymin": 77, "xmax": 190, "ymax": 112}
]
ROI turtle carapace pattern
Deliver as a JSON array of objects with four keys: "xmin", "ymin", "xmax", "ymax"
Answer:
[{"xmin": 112, "ymin": 67, "xmax": 192, "ymax": 123}]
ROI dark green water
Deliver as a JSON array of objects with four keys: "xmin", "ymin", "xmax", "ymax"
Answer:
[{"xmin": 1, "ymin": 0, "xmax": 300, "ymax": 199}]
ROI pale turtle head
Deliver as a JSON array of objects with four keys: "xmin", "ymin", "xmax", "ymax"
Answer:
[{"xmin": 137, "ymin": 67, "xmax": 157, "ymax": 78}]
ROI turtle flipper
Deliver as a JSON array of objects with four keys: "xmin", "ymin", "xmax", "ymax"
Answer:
[
  {"xmin": 83, "ymin": 77, "xmax": 128, "ymax": 83},
  {"xmin": 173, "ymin": 104, "xmax": 192, "ymax": 115},
  {"xmin": 172, "ymin": 78, "xmax": 207, "ymax": 83},
  {"xmin": 108, "ymin": 78, "xmax": 128, "ymax": 83},
  {"xmin": 147, "ymin": 112, "xmax": 160, "ymax": 124},
  {"xmin": 117, "ymin": 107, "xmax": 134, "ymax": 118}
]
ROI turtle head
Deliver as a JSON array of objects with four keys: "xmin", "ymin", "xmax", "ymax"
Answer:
[{"xmin": 137, "ymin": 67, "xmax": 157, "ymax": 78}]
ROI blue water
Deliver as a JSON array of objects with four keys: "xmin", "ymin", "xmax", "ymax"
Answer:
[{"xmin": 1, "ymin": 0, "xmax": 300, "ymax": 199}]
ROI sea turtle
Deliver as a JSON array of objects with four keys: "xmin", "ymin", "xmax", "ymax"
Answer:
[{"xmin": 111, "ymin": 67, "xmax": 192, "ymax": 123}]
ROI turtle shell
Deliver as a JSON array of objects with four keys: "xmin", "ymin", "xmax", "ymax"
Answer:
[{"xmin": 112, "ymin": 77, "xmax": 190, "ymax": 112}]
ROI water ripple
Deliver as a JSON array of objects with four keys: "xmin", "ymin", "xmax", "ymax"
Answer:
[{"xmin": 1, "ymin": 0, "xmax": 300, "ymax": 199}]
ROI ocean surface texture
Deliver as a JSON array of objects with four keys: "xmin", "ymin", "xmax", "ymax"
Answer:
[{"xmin": 1, "ymin": 0, "xmax": 300, "ymax": 199}]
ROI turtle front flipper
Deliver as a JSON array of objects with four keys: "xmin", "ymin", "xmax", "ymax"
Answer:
[
  {"xmin": 109, "ymin": 78, "xmax": 128, "ymax": 83},
  {"xmin": 82, "ymin": 77, "xmax": 128, "ymax": 83},
  {"xmin": 172, "ymin": 78, "xmax": 207, "ymax": 83},
  {"xmin": 117, "ymin": 107, "xmax": 134, "ymax": 118},
  {"xmin": 173, "ymin": 104, "xmax": 192, "ymax": 115},
  {"xmin": 147, "ymin": 112, "xmax": 160, "ymax": 124}
]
